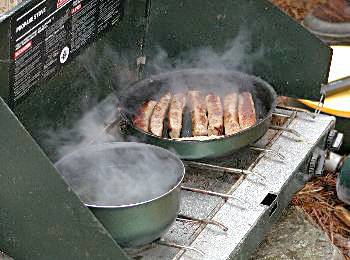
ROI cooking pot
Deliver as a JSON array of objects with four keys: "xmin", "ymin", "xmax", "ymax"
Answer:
[{"xmin": 55, "ymin": 142, "xmax": 185, "ymax": 247}]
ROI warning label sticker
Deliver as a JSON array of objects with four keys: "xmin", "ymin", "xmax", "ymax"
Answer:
[{"xmin": 9, "ymin": 0, "xmax": 122, "ymax": 102}]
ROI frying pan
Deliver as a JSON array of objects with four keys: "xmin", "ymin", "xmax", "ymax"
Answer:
[
  {"xmin": 118, "ymin": 69, "xmax": 277, "ymax": 159},
  {"xmin": 55, "ymin": 142, "xmax": 185, "ymax": 247}
]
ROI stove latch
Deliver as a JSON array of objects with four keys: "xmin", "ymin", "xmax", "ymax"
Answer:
[{"xmin": 326, "ymin": 129, "xmax": 344, "ymax": 152}]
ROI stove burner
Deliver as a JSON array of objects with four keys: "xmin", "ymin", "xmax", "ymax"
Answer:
[{"xmin": 176, "ymin": 214, "xmax": 228, "ymax": 231}]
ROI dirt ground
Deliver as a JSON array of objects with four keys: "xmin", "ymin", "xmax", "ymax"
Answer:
[
  {"xmin": 271, "ymin": 0, "xmax": 327, "ymax": 21},
  {"xmin": 0, "ymin": 0, "xmax": 18, "ymax": 14}
]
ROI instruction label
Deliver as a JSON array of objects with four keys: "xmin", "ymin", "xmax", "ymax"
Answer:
[{"xmin": 9, "ymin": 0, "xmax": 122, "ymax": 102}]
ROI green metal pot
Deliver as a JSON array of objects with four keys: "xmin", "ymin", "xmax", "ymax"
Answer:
[
  {"xmin": 89, "ymin": 186, "xmax": 181, "ymax": 247},
  {"xmin": 55, "ymin": 142, "xmax": 185, "ymax": 247},
  {"xmin": 119, "ymin": 69, "xmax": 277, "ymax": 159}
]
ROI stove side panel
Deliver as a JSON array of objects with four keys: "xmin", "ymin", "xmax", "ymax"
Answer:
[
  {"xmin": 144, "ymin": 0, "xmax": 332, "ymax": 100},
  {"xmin": 0, "ymin": 96, "xmax": 130, "ymax": 260}
]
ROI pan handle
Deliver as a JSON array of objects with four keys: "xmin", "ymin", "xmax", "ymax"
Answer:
[
  {"xmin": 116, "ymin": 107, "xmax": 132, "ymax": 134},
  {"xmin": 117, "ymin": 107, "xmax": 131, "ymax": 123}
]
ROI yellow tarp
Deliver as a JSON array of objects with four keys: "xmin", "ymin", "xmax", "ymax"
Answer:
[{"xmin": 299, "ymin": 45, "xmax": 350, "ymax": 118}]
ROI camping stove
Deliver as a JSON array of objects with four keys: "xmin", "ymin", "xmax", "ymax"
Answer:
[
  {"xmin": 0, "ymin": 0, "xmax": 338, "ymax": 258},
  {"xmin": 125, "ymin": 108, "xmax": 340, "ymax": 260}
]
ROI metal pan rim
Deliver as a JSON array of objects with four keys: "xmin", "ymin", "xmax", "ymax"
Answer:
[{"xmin": 54, "ymin": 142, "xmax": 185, "ymax": 209}]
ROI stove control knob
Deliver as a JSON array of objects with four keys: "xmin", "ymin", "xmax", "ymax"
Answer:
[
  {"xmin": 326, "ymin": 130, "xmax": 344, "ymax": 152},
  {"xmin": 308, "ymin": 150, "xmax": 326, "ymax": 177}
]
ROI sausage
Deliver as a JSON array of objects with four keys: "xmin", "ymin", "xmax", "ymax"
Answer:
[
  {"xmin": 188, "ymin": 91, "xmax": 208, "ymax": 136},
  {"xmin": 224, "ymin": 92, "xmax": 240, "ymax": 135},
  {"xmin": 132, "ymin": 100, "xmax": 157, "ymax": 132},
  {"xmin": 238, "ymin": 92, "xmax": 256, "ymax": 129},
  {"xmin": 168, "ymin": 93, "xmax": 187, "ymax": 138},
  {"xmin": 150, "ymin": 92, "xmax": 172, "ymax": 137},
  {"xmin": 205, "ymin": 93, "xmax": 223, "ymax": 136}
]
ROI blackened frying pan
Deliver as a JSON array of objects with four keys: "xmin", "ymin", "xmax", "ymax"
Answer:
[{"xmin": 118, "ymin": 69, "xmax": 277, "ymax": 159}]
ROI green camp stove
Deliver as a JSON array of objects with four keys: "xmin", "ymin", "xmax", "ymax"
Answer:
[{"xmin": 0, "ymin": 0, "xmax": 343, "ymax": 259}]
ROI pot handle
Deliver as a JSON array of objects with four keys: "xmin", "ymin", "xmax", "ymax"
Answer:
[
  {"xmin": 116, "ymin": 107, "xmax": 131, "ymax": 135},
  {"xmin": 117, "ymin": 107, "xmax": 129, "ymax": 122}
]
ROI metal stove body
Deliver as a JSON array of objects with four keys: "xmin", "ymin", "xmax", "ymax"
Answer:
[{"xmin": 127, "ymin": 108, "xmax": 339, "ymax": 259}]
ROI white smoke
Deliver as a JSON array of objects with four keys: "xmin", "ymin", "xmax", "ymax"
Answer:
[
  {"xmin": 47, "ymin": 27, "xmax": 266, "ymax": 207},
  {"xmin": 55, "ymin": 143, "xmax": 183, "ymax": 207}
]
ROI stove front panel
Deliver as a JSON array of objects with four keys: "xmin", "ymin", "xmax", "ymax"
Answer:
[
  {"xmin": 182, "ymin": 111, "xmax": 335, "ymax": 260},
  {"xmin": 128, "ymin": 110, "xmax": 335, "ymax": 260}
]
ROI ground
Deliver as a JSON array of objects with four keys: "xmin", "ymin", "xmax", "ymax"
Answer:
[{"xmin": 253, "ymin": 207, "xmax": 343, "ymax": 259}]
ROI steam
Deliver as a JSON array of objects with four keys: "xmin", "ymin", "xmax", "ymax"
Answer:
[
  {"xmin": 46, "ymin": 27, "xmax": 265, "ymax": 206},
  {"xmin": 126, "ymin": 28, "xmax": 267, "ymax": 105},
  {"xmin": 43, "ymin": 44, "xmax": 138, "ymax": 161},
  {"xmin": 150, "ymin": 29, "xmax": 263, "ymax": 74},
  {"xmin": 44, "ymin": 94, "xmax": 121, "ymax": 160},
  {"xmin": 55, "ymin": 143, "xmax": 182, "ymax": 206},
  {"xmin": 46, "ymin": 28, "xmax": 264, "ymax": 159}
]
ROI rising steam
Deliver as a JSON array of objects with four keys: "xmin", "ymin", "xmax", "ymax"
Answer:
[
  {"xmin": 47, "ymin": 28, "xmax": 264, "ymax": 206},
  {"xmin": 55, "ymin": 143, "xmax": 182, "ymax": 206},
  {"xmin": 149, "ymin": 29, "xmax": 263, "ymax": 75}
]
